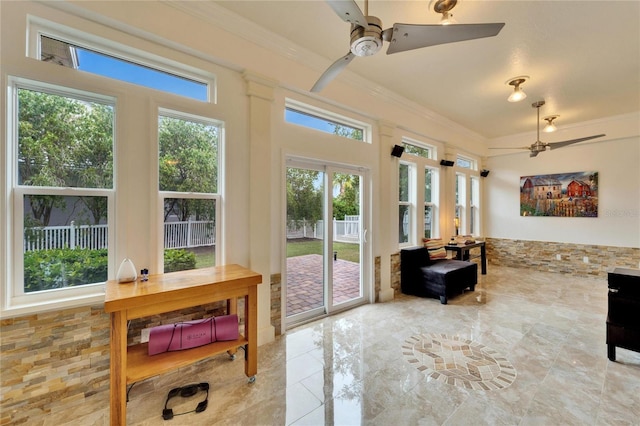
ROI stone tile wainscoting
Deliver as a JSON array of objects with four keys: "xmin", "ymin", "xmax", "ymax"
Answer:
[
  {"xmin": 0, "ymin": 306, "xmax": 111, "ymax": 425},
  {"xmin": 486, "ymin": 238, "xmax": 640, "ymax": 278},
  {"xmin": 0, "ymin": 300, "xmax": 241, "ymax": 425}
]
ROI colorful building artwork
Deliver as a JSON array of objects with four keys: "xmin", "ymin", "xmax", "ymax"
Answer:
[{"xmin": 520, "ymin": 171, "xmax": 598, "ymax": 217}]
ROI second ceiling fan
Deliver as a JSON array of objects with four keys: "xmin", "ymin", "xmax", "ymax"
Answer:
[
  {"xmin": 311, "ymin": 0, "xmax": 505, "ymax": 92},
  {"xmin": 490, "ymin": 100, "xmax": 606, "ymax": 157}
]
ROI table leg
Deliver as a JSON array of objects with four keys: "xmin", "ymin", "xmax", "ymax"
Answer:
[
  {"xmin": 480, "ymin": 244, "xmax": 487, "ymax": 275},
  {"xmin": 226, "ymin": 298, "xmax": 238, "ymax": 358},
  {"xmin": 245, "ymin": 287, "xmax": 258, "ymax": 378},
  {"xmin": 110, "ymin": 311, "xmax": 127, "ymax": 426}
]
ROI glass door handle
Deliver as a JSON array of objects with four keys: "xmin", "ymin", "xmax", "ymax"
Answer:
[{"xmin": 363, "ymin": 229, "xmax": 368, "ymax": 243}]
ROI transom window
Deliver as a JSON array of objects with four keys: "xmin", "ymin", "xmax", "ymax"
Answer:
[
  {"xmin": 284, "ymin": 99, "xmax": 369, "ymax": 142},
  {"xmin": 37, "ymin": 35, "xmax": 210, "ymax": 101},
  {"xmin": 403, "ymin": 139, "xmax": 434, "ymax": 159},
  {"xmin": 456, "ymin": 155, "xmax": 476, "ymax": 170}
]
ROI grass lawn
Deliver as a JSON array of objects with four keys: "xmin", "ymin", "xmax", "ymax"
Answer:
[{"xmin": 287, "ymin": 239, "xmax": 360, "ymax": 263}]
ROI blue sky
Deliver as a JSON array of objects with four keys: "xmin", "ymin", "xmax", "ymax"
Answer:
[{"xmin": 76, "ymin": 49, "xmax": 208, "ymax": 101}]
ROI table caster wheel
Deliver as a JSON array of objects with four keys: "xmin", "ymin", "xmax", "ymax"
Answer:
[
  {"xmin": 248, "ymin": 376, "xmax": 256, "ymax": 384},
  {"xmin": 229, "ymin": 354, "xmax": 236, "ymax": 360}
]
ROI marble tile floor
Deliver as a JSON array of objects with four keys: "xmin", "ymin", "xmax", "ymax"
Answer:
[{"xmin": 120, "ymin": 265, "xmax": 640, "ymax": 426}]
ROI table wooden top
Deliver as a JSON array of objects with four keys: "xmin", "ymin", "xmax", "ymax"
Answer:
[{"xmin": 104, "ymin": 264, "xmax": 261, "ymax": 313}]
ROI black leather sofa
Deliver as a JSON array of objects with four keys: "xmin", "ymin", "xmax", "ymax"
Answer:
[{"xmin": 400, "ymin": 246, "xmax": 477, "ymax": 304}]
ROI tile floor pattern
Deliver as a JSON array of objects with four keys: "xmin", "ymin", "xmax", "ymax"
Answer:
[
  {"xmin": 402, "ymin": 333, "xmax": 517, "ymax": 391},
  {"xmin": 121, "ymin": 265, "xmax": 640, "ymax": 426},
  {"xmin": 286, "ymin": 255, "xmax": 361, "ymax": 316}
]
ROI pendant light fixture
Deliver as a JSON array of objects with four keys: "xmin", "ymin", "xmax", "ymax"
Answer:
[
  {"xmin": 543, "ymin": 115, "xmax": 559, "ymax": 132},
  {"xmin": 506, "ymin": 76, "xmax": 529, "ymax": 102}
]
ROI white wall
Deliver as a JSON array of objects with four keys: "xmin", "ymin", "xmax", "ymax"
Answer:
[{"xmin": 485, "ymin": 116, "xmax": 640, "ymax": 248}]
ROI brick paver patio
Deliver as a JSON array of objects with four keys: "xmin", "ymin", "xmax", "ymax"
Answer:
[{"xmin": 286, "ymin": 254, "xmax": 361, "ymax": 316}]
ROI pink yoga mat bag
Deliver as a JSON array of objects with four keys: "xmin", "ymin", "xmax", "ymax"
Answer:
[{"xmin": 148, "ymin": 314, "xmax": 239, "ymax": 356}]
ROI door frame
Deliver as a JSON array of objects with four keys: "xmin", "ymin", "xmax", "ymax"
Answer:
[{"xmin": 283, "ymin": 157, "xmax": 371, "ymax": 329}]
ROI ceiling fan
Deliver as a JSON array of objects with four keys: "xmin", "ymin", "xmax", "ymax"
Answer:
[
  {"xmin": 311, "ymin": 0, "xmax": 505, "ymax": 92},
  {"xmin": 491, "ymin": 100, "xmax": 606, "ymax": 157}
]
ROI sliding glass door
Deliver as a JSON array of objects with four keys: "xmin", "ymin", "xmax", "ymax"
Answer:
[{"xmin": 285, "ymin": 160, "xmax": 368, "ymax": 327}]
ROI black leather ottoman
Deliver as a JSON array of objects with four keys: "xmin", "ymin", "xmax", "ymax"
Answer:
[{"xmin": 401, "ymin": 247, "xmax": 477, "ymax": 304}]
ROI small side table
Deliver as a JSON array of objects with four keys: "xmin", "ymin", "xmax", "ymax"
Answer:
[{"xmin": 445, "ymin": 241, "xmax": 487, "ymax": 275}]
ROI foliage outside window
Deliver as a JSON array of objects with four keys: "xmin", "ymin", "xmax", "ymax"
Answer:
[
  {"xmin": 424, "ymin": 167, "xmax": 437, "ymax": 239},
  {"xmin": 398, "ymin": 163, "xmax": 411, "ymax": 244},
  {"xmin": 158, "ymin": 113, "xmax": 220, "ymax": 272},
  {"xmin": 470, "ymin": 176, "xmax": 480, "ymax": 236},
  {"xmin": 455, "ymin": 173, "xmax": 466, "ymax": 234},
  {"xmin": 14, "ymin": 84, "xmax": 114, "ymax": 295},
  {"xmin": 403, "ymin": 140, "xmax": 433, "ymax": 159}
]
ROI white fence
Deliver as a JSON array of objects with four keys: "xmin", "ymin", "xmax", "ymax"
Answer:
[
  {"xmin": 287, "ymin": 217, "xmax": 360, "ymax": 243},
  {"xmin": 24, "ymin": 220, "xmax": 215, "ymax": 252},
  {"xmin": 164, "ymin": 220, "xmax": 215, "ymax": 249},
  {"xmin": 24, "ymin": 222, "xmax": 108, "ymax": 251}
]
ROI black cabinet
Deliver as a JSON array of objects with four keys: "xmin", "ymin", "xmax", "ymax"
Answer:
[{"xmin": 606, "ymin": 267, "xmax": 640, "ymax": 361}]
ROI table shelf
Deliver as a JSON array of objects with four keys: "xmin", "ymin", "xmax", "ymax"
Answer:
[{"xmin": 126, "ymin": 336, "xmax": 248, "ymax": 384}]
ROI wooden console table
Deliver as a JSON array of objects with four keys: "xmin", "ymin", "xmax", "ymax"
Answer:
[
  {"xmin": 104, "ymin": 264, "xmax": 261, "ymax": 425},
  {"xmin": 445, "ymin": 241, "xmax": 487, "ymax": 275}
]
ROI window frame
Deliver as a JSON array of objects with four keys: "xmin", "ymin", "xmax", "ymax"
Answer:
[
  {"xmin": 157, "ymin": 109, "xmax": 223, "ymax": 272},
  {"xmin": 423, "ymin": 166, "xmax": 439, "ymax": 239},
  {"xmin": 398, "ymin": 162, "xmax": 413, "ymax": 246},
  {"xmin": 6, "ymin": 77, "xmax": 116, "ymax": 313}
]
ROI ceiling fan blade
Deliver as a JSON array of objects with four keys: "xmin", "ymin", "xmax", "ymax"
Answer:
[
  {"xmin": 530, "ymin": 151, "xmax": 540, "ymax": 158},
  {"xmin": 386, "ymin": 22, "xmax": 505, "ymax": 54},
  {"xmin": 311, "ymin": 52, "xmax": 356, "ymax": 92},
  {"xmin": 326, "ymin": 0, "xmax": 368, "ymax": 27},
  {"xmin": 488, "ymin": 147, "xmax": 531, "ymax": 150},
  {"xmin": 547, "ymin": 134, "xmax": 606, "ymax": 150}
]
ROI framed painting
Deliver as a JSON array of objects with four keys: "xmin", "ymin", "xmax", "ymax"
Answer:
[{"xmin": 520, "ymin": 171, "xmax": 598, "ymax": 217}]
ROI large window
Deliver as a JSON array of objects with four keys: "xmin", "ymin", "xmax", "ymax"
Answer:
[
  {"xmin": 470, "ymin": 176, "xmax": 480, "ymax": 236},
  {"xmin": 9, "ymin": 79, "xmax": 114, "ymax": 306},
  {"xmin": 398, "ymin": 142, "xmax": 439, "ymax": 246},
  {"xmin": 158, "ymin": 112, "xmax": 221, "ymax": 273},
  {"xmin": 455, "ymin": 173, "xmax": 466, "ymax": 235},
  {"xmin": 424, "ymin": 167, "xmax": 437, "ymax": 238},
  {"xmin": 398, "ymin": 163, "xmax": 412, "ymax": 244}
]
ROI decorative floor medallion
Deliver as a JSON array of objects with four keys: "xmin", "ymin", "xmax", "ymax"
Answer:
[{"xmin": 403, "ymin": 333, "xmax": 516, "ymax": 391}]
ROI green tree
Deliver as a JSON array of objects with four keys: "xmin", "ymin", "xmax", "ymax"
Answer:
[
  {"xmin": 159, "ymin": 116, "xmax": 218, "ymax": 221},
  {"xmin": 286, "ymin": 168, "xmax": 322, "ymax": 224},
  {"xmin": 18, "ymin": 89, "xmax": 113, "ymax": 225}
]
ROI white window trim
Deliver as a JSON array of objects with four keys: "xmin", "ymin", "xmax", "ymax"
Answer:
[{"xmin": 398, "ymin": 161, "xmax": 414, "ymax": 247}]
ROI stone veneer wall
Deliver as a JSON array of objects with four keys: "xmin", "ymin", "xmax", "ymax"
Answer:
[
  {"xmin": 1, "ymin": 299, "xmax": 243, "ymax": 424},
  {"xmin": 486, "ymin": 238, "xmax": 640, "ymax": 278},
  {"xmin": 391, "ymin": 252, "xmax": 401, "ymax": 296},
  {"xmin": 271, "ymin": 273, "xmax": 282, "ymax": 336},
  {"xmin": 1, "ymin": 306, "xmax": 111, "ymax": 425}
]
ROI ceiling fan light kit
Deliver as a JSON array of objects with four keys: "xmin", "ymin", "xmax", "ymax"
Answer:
[
  {"xmin": 311, "ymin": 0, "xmax": 505, "ymax": 92},
  {"xmin": 543, "ymin": 115, "xmax": 559, "ymax": 132},
  {"xmin": 506, "ymin": 76, "xmax": 529, "ymax": 102}
]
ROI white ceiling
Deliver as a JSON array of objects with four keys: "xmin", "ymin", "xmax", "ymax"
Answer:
[{"xmin": 211, "ymin": 0, "xmax": 639, "ymax": 140}]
